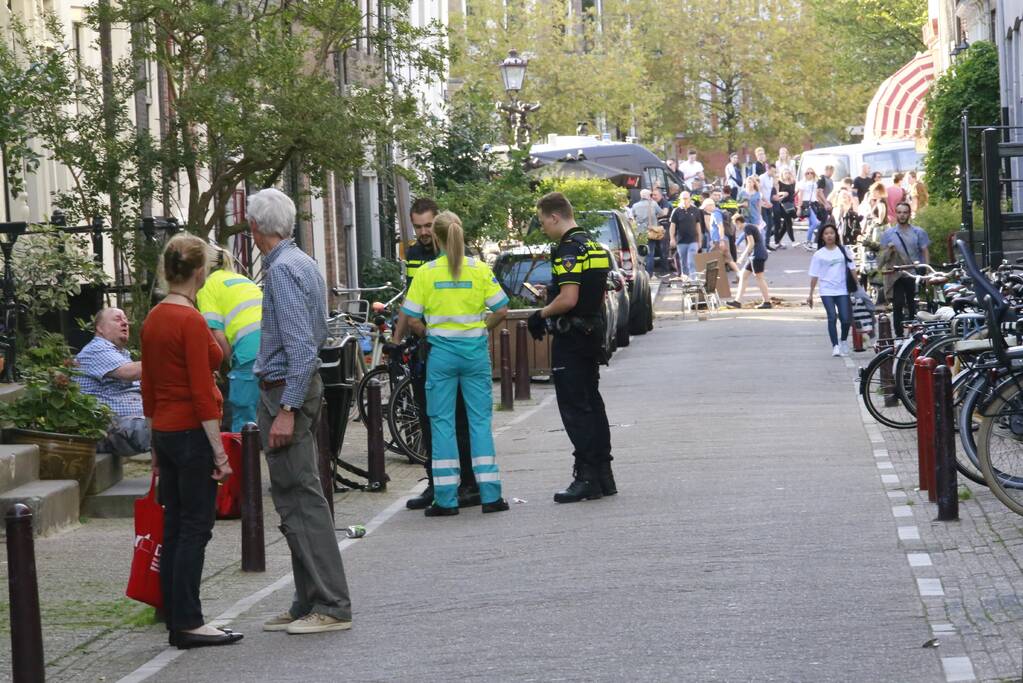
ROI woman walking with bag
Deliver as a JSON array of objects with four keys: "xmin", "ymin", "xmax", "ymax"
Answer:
[
  {"xmin": 400, "ymin": 211, "xmax": 511, "ymax": 516},
  {"xmin": 807, "ymin": 220, "xmax": 857, "ymax": 357},
  {"xmin": 775, "ymin": 169, "xmax": 797, "ymax": 246},
  {"xmin": 141, "ymin": 233, "xmax": 241, "ymax": 649},
  {"xmin": 633, "ymin": 189, "xmax": 665, "ymax": 276}
]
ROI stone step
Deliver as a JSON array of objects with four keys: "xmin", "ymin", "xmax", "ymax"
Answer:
[
  {"xmin": 82, "ymin": 476, "xmax": 150, "ymax": 519},
  {"xmin": 88, "ymin": 452, "xmax": 124, "ymax": 495},
  {"xmin": 0, "ymin": 480, "xmax": 80, "ymax": 537},
  {"xmin": 0, "ymin": 444, "xmax": 40, "ymax": 495}
]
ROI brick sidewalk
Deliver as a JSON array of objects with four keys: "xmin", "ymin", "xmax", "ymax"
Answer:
[
  {"xmin": 0, "ymin": 385, "xmax": 551, "ymax": 682},
  {"xmin": 851, "ymin": 354, "xmax": 1023, "ymax": 682}
]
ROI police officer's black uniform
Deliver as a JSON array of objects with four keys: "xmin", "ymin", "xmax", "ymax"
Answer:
[
  {"xmin": 546, "ymin": 228, "xmax": 615, "ymax": 502},
  {"xmin": 403, "ymin": 241, "xmax": 478, "ymax": 509}
]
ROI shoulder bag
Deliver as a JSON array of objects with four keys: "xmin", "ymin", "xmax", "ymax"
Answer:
[
  {"xmin": 841, "ymin": 246, "xmax": 859, "ymax": 294},
  {"xmin": 645, "ymin": 202, "xmax": 665, "ymax": 241}
]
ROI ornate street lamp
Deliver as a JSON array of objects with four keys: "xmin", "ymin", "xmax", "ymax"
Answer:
[
  {"xmin": 496, "ymin": 49, "xmax": 541, "ymax": 148},
  {"xmin": 950, "ymin": 38, "xmax": 970, "ymax": 60}
]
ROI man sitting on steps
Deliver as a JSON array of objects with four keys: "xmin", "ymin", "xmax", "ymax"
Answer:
[{"xmin": 76, "ymin": 307, "xmax": 150, "ymax": 457}]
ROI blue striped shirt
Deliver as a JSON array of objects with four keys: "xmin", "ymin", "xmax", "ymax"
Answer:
[{"xmin": 253, "ymin": 239, "xmax": 327, "ymax": 408}]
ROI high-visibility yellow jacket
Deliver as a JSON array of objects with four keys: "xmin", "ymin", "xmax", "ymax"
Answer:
[
  {"xmin": 197, "ymin": 269, "xmax": 263, "ymax": 366},
  {"xmin": 400, "ymin": 255, "xmax": 509, "ymax": 350}
]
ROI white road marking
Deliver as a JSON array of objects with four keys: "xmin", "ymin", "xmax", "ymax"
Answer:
[
  {"xmin": 917, "ymin": 578, "xmax": 944, "ymax": 596},
  {"xmin": 898, "ymin": 526, "xmax": 920, "ymax": 540},
  {"xmin": 117, "ymin": 485, "xmax": 421, "ymax": 683},
  {"xmin": 908, "ymin": 553, "xmax": 933, "ymax": 567},
  {"xmin": 495, "ymin": 393, "xmax": 555, "ymax": 435},
  {"xmin": 932, "ymin": 623, "xmax": 956, "ymax": 633},
  {"xmin": 941, "ymin": 656, "xmax": 977, "ymax": 682},
  {"xmin": 892, "ymin": 505, "xmax": 913, "ymax": 517},
  {"xmin": 881, "ymin": 474, "xmax": 900, "ymax": 484},
  {"xmin": 877, "ymin": 461, "xmax": 895, "ymax": 470},
  {"xmin": 873, "ymin": 449, "xmax": 889, "ymax": 459},
  {"xmin": 887, "ymin": 490, "xmax": 907, "ymax": 499}
]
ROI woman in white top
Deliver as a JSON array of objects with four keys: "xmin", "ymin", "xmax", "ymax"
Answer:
[
  {"xmin": 775, "ymin": 147, "xmax": 796, "ymax": 178},
  {"xmin": 807, "ymin": 220, "xmax": 856, "ymax": 357}
]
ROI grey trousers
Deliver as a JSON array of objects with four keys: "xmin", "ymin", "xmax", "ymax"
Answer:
[
  {"xmin": 258, "ymin": 374, "xmax": 352, "ymax": 621},
  {"xmin": 98, "ymin": 415, "xmax": 151, "ymax": 457}
]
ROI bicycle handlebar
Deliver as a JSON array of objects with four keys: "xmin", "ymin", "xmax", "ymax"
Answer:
[{"xmin": 332, "ymin": 283, "xmax": 395, "ymax": 295}]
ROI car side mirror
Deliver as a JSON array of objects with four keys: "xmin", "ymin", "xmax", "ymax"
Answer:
[{"xmin": 637, "ymin": 244, "xmax": 649, "ymax": 257}]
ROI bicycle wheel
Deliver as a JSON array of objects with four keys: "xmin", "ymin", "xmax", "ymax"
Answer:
[
  {"xmin": 860, "ymin": 348, "xmax": 916, "ymax": 429},
  {"xmin": 949, "ymin": 369, "xmax": 986, "ymax": 486},
  {"xmin": 894, "ymin": 336, "xmax": 927, "ymax": 416},
  {"xmin": 355, "ymin": 365, "xmax": 391, "ymax": 424},
  {"xmin": 976, "ymin": 378, "xmax": 1023, "ymax": 514},
  {"xmin": 388, "ymin": 376, "xmax": 427, "ymax": 465}
]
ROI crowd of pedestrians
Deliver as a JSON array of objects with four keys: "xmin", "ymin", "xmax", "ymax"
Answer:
[{"xmin": 639, "ymin": 147, "xmax": 932, "ymax": 347}]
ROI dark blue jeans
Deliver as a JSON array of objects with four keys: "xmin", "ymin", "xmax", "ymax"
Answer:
[
  {"xmin": 820, "ymin": 294, "xmax": 852, "ymax": 346},
  {"xmin": 153, "ymin": 427, "xmax": 218, "ymax": 632}
]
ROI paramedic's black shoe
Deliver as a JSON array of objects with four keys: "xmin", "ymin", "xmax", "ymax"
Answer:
[
  {"xmin": 458, "ymin": 486, "xmax": 482, "ymax": 508},
  {"xmin": 406, "ymin": 484, "xmax": 433, "ymax": 510},
  {"xmin": 481, "ymin": 498, "xmax": 510, "ymax": 513},
  {"xmin": 424, "ymin": 504, "xmax": 459, "ymax": 517}
]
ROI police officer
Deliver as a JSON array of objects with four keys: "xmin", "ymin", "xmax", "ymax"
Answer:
[
  {"xmin": 401, "ymin": 211, "xmax": 510, "ymax": 516},
  {"xmin": 528, "ymin": 192, "xmax": 615, "ymax": 503},
  {"xmin": 197, "ymin": 246, "xmax": 262, "ymax": 431},
  {"xmin": 392, "ymin": 198, "xmax": 480, "ymax": 510}
]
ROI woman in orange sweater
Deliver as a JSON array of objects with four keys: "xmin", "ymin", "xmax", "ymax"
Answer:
[{"xmin": 141, "ymin": 233, "xmax": 242, "ymax": 650}]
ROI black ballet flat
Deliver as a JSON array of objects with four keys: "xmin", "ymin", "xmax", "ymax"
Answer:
[
  {"xmin": 174, "ymin": 630, "xmax": 244, "ymax": 650},
  {"xmin": 169, "ymin": 628, "xmax": 236, "ymax": 647}
]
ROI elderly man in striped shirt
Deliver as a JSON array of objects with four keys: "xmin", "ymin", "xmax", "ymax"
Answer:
[{"xmin": 249, "ymin": 188, "xmax": 353, "ymax": 636}]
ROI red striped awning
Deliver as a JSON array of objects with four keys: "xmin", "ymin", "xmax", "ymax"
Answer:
[{"xmin": 864, "ymin": 52, "xmax": 936, "ymax": 142}]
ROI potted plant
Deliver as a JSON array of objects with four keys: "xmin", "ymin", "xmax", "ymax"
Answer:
[{"xmin": 0, "ymin": 357, "xmax": 113, "ymax": 497}]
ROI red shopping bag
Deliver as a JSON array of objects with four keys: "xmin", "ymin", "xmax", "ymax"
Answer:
[
  {"xmin": 126, "ymin": 473, "xmax": 164, "ymax": 608},
  {"xmin": 215, "ymin": 433, "xmax": 243, "ymax": 519}
]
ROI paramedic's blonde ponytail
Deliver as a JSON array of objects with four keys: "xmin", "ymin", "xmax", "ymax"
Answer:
[{"xmin": 432, "ymin": 211, "xmax": 465, "ymax": 279}]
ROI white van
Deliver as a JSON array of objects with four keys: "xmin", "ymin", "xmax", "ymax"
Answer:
[{"xmin": 796, "ymin": 140, "xmax": 924, "ymax": 183}]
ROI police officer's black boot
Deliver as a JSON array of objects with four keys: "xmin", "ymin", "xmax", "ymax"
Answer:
[
  {"xmin": 553, "ymin": 464, "xmax": 603, "ymax": 504},
  {"xmin": 598, "ymin": 461, "xmax": 617, "ymax": 496}
]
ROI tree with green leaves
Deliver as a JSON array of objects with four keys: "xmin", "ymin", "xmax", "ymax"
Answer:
[
  {"xmin": 923, "ymin": 41, "xmax": 1000, "ymax": 201},
  {"xmin": 109, "ymin": 0, "xmax": 447, "ymax": 239}
]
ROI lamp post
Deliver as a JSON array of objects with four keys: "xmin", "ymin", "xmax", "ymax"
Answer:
[
  {"xmin": 496, "ymin": 49, "xmax": 541, "ymax": 149},
  {"xmin": 950, "ymin": 38, "xmax": 970, "ymax": 61}
]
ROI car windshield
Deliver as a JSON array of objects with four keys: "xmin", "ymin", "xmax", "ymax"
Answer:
[
  {"xmin": 495, "ymin": 256, "xmax": 551, "ymax": 300},
  {"xmin": 592, "ymin": 215, "xmax": 621, "ymax": 250},
  {"xmin": 799, "ymin": 153, "xmax": 850, "ymax": 180},
  {"xmin": 863, "ymin": 149, "xmax": 924, "ymax": 176}
]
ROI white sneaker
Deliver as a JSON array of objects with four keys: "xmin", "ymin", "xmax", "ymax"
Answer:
[
  {"xmin": 839, "ymin": 341, "xmax": 850, "ymax": 356},
  {"xmin": 832, "ymin": 345, "xmax": 841, "ymax": 357},
  {"xmin": 286, "ymin": 612, "xmax": 352, "ymax": 634}
]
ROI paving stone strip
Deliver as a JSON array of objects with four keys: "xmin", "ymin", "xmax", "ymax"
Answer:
[
  {"xmin": 0, "ymin": 386, "xmax": 548, "ymax": 682},
  {"xmin": 848, "ymin": 353, "xmax": 1023, "ymax": 682}
]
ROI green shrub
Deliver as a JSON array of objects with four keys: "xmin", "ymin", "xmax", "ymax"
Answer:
[
  {"xmin": 914, "ymin": 200, "xmax": 983, "ymax": 263},
  {"xmin": 359, "ymin": 257, "xmax": 404, "ymax": 303}
]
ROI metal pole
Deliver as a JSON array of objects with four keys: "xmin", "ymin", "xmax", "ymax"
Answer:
[
  {"xmin": 366, "ymin": 380, "xmax": 386, "ymax": 491},
  {"xmin": 514, "ymin": 321, "xmax": 530, "ymax": 400},
  {"xmin": 315, "ymin": 400, "xmax": 335, "ymax": 519},
  {"xmin": 877, "ymin": 315, "xmax": 897, "ymax": 407},
  {"xmin": 914, "ymin": 357, "xmax": 937, "ymax": 499},
  {"xmin": 500, "ymin": 328, "xmax": 514, "ymax": 411},
  {"xmin": 6, "ymin": 503, "xmax": 44, "ymax": 683},
  {"xmin": 933, "ymin": 364, "xmax": 959, "ymax": 521},
  {"xmin": 240, "ymin": 423, "xmax": 265, "ymax": 572},
  {"xmin": 961, "ymin": 111, "xmax": 974, "ymax": 260}
]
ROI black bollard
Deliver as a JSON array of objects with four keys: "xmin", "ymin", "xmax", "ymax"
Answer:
[
  {"xmin": 515, "ymin": 321, "xmax": 531, "ymax": 401},
  {"xmin": 366, "ymin": 380, "xmax": 387, "ymax": 491},
  {"xmin": 7, "ymin": 503, "xmax": 44, "ymax": 683},
  {"xmin": 500, "ymin": 329, "xmax": 514, "ymax": 411},
  {"xmin": 315, "ymin": 401, "xmax": 335, "ymax": 520},
  {"xmin": 933, "ymin": 365, "xmax": 959, "ymax": 521},
  {"xmin": 240, "ymin": 423, "xmax": 265, "ymax": 572}
]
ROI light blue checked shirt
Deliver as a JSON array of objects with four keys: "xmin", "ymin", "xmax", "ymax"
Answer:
[
  {"xmin": 75, "ymin": 336, "xmax": 143, "ymax": 418},
  {"xmin": 253, "ymin": 239, "xmax": 327, "ymax": 408}
]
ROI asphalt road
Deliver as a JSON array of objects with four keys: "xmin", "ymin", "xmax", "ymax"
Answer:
[{"xmin": 128, "ymin": 245, "xmax": 945, "ymax": 682}]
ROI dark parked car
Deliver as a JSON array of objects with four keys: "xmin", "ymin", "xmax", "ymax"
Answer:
[
  {"xmin": 588, "ymin": 210, "xmax": 654, "ymax": 342},
  {"xmin": 491, "ymin": 245, "xmax": 626, "ymax": 357}
]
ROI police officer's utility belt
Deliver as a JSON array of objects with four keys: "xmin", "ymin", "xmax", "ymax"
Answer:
[{"xmin": 551, "ymin": 314, "xmax": 602, "ymax": 336}]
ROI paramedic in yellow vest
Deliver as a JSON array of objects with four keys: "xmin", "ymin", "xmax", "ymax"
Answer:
[
  {"xmin": 401, "ymin": 211, "xmax": 511, "ymax": 516},
  {"xmin": 197, "ymin": 246, "xmax": 263, "ymax": 431}
]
